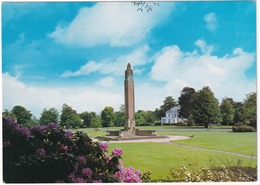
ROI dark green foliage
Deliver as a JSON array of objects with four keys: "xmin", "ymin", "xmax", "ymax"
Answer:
[
  {"xmin": 101, "ymin": 106, "xmax": 116, "ymax": 127},
  {"xmin": 178, "ymin": 87, "xmax": 196, "ymax": 119},
  {"xmin": 158, "ymin": 96, "xmax": 178, "ymax": 118},
  {"xmin": 242, "ymin": 92, "xmax": 256, "ymax": 126},
  {"xmin": 39, "ymin": 108, "xmax": 59, "ymax": 125},
  {"xmin": 2, "ymin": 117, "xmax": 123, "ymax": 183},
  {"xmin": 220, "ymin": 98, "xmax": 235, "ymax": 125},
  {"xmin": 60, "ymin": 104, "xmax": 83, "ymax": 128},
  {"xmin": 11, "ymin": 105, "xmax": 32, "ymax": 125},
  {"xmin": 232, "ymin": 122, "xmax": 256, "ymax": 132},
  {"xmin": 192, "ymin": 86, "xmax": 222, "ymax": 128},
  {"xmin": 135, "ymin": 110, "xmax": 156, "ymax": 126},
  {"xmin": 114, "ymin": 105, "xmax": 125, "ymax": 127},
  {"xmin": 80, "ymin": 111, "xmax": 101, "ymax": 128}
]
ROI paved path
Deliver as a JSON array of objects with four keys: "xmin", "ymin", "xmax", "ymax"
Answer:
[
  {"xmin": 165, "ymin": 142, "xmax": 257, "ymax": 159},
  {"xmin": 94, "ymin": 135, "xmax": 256, "ymax": 160}
]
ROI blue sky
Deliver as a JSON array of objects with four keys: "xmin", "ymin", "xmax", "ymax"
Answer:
[{"xmin": 2, "ymin": 1, "xmax": 256, "ymax": 118}]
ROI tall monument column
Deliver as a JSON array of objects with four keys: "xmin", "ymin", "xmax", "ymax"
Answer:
[{"xmin": 124, "ymin": 63, "xmax": 135, "ymax": 132}]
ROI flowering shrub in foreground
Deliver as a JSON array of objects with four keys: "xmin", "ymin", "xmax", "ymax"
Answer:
[{"xmin": 3, "ymin": 117, "xmax": 142, "ymax": 183}]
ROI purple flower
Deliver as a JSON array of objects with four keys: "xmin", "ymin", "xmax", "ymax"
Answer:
[
  {"xmin": 60, "ymin": 144, "xmax": 68, "ymax": 151},
  {"xmin": 48, "ymin": 122, "xmax": 58, "ymax": 129},
  {"xmin": 93, "ymin": 179, "xmax": 103, "ymax": 183},
  {"xmin": 105, "ymin": 155, "xmax": 111, "ymax": 164},
  {"xmin": 37, "ymin": 148, "xmax": 46, "ymax": 156},
  {"xmin": 112, "ymin": 148, "xmax": 122, "ymax": 157},
  {"xmin": 64, "ymin": 131, "xmax": 73, "ymax": 139},
  {"xmin": 82, "ymin": 168, "xmax": 93, "ymax": 178},
  {"xmin": 4, "ymin": 117, "xmax": 19, "ymax": 130},
  {"xmin": 31, "ymin": 125, "xmax": 48, "ymax": 133},
  {"xmin": 78, "ymin": 155, "xmax": 87, "ymax": 164},
  {"xmin": 116, "ymin": 166, "xmax": 142, "ymax": 183},
  {"xmin": 19, "ymin": 127, "xmax": 31, "ymax": 138},
  {"xmin": 75, "ymin": 177, "xmax": 86, "ymax": 183},
  {"xmin": 99, "ymin": 142, "xmax": 108, "ymax": 151},
  {"xmin": 68, "ymin": 173, "xmax": 76, "ymax": 182}
]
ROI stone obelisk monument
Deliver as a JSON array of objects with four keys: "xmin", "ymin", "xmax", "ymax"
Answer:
[
  {"xmin": 124, "ymin": 63, "xmax": 135, "ymax": 133},
  {"xmin": 103, "ymin": 63, "xmax": 159, "ymax": 140}
]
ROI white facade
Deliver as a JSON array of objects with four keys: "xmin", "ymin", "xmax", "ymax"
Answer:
[{"xmin": 161, "ymin": 107, "xmax": 185, "ymax": 125}]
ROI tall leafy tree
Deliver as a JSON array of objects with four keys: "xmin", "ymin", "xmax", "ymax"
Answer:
[
  {"xmin": 192, "ymin": 86, "xmax": 222, "ymax": 128},
  {"xmin": 80, "ymin": 111, "xmax": 99, "ymax": 128},
  {"xmin": 114, "ymin": 105, "xmax": 125, "ymax": 127},
  {"xmin": 2, "ymin": 109, "xmax": 16, "ymax": 120},
  {"xmin": 242, "ymin": 92, "xmax": 256, "ymax": 128},
  {"xmin": 39, "ymin": 108, "xmax": 59, "ymax": 125},
  {"xmin": 101, "ymin": 106, "xmax": 116, "ymax": 127},
  {"xmin": 11, "ymin": 105, "xmax": 32, "ymax": 125},
  {"xmin": 220, "ymin": 98, "xmax": 235, "ymax": 125},
  {"xmin": 158, "ymin": 96, "xmax": 178, "ymax": 118},
  {"xmin": 60, "ymin": 104, "xmax": 83, "ymax": 128},
  {"xmin": 233, "ymin": 102, "xmax": 244, "ymax": 123},
  {"xmin": 178, "ymin": 87, "xmax": 196, "ymax": 118}
]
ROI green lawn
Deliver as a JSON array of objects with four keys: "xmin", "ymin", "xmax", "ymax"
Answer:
[
  {"xmin": 108, "ymin": 142, "xmax": 257, "ymax": 180},
  {"xmin": 71, "ymin": 127, "xmax": 257, "ymax": 181},
  {"xmin": 160, "ymin": 131, "xmax": 257, "ymax": 156}
]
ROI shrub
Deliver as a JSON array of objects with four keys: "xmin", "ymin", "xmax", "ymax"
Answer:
[
  {"xmin": 175, "ymin": 121, "xmax": 187, "ymax": 126},
  {"xmin": 3, "ymin": 117, "xmax": 142, "ymax": 183},
  {"xmin": 166, "ymin": 163, "xmax": 256, "ymax": 182},
  {"xmin": 232, "ymin": 122, "xmax": 256, "ymax": 132}
]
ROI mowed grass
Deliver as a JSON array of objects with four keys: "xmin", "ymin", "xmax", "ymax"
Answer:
[
  {"xmin": 158, "ymin": 131, "xmax": 257, "ymax": 156},
  {"xmin": 108, "ymin": 142, "xmax": 257, "ymax": 180}
]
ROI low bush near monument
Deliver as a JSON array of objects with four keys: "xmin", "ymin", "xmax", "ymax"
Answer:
[
  {"xmin": 166, "ymin": 162, "xmax": 257, "ymax": 182},
  {"xmin": 2, "ymin": 117, "xmax": 143, "ymax": 183},
  {"xmin": 232, "ymin": 122, "xmax": 256, "ymax": 132}
]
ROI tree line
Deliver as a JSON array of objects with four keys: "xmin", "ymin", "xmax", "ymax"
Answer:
[{"xmin": 2, "ymin": 86, "xmax": 256, "ymax": 129}]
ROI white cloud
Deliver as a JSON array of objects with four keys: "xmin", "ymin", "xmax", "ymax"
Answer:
[
  {"xmin": 2, "ymin": 73, "xmax": 123, "ymax": 118},
  {"xmin": 95, "ymin": 76, "xmax": 115, "ymax": 87},
  {"xmin": 61, "ymin": 45, "xmax": 150, "ymax": 77},
  {"xmin": 151, "ymin": 39, "xmax": 256, "ymax": 102},
  {"xmin": 49, "ymin": 2, "xmax": 174, "ymax": 47},
  {"xmin": 204, "ymin": 12, "xmax": 218, "ymax": 32},
  {"xmin": 195, "ymin": 39, "xmax": 214, "ymax": 54}
]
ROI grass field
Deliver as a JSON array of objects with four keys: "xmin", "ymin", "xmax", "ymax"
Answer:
[
  {"xmin": 71, "ymin": 126, "xmax": 257, "ymax": 180},
  {"xmin": 108, "ymin": 142, "xmax": 256, "ymax": 180}
]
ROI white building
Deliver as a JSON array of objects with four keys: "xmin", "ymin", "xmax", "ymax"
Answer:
[{"xmin": 161, "ymin": 107, "xmax": 185, "ymax": 125}]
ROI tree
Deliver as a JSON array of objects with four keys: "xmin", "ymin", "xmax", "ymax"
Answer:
[
  {"xmin": 158, "ymin": 96, "xmax": 178, "ymax": 118},
  {"xmin": 60, "ymin": 104, "xmax": 83, "ymax": 128},
  {"xmin": 220, "ymin": 98, "xmax": 235, "ymax": 125},
  {"xmin": 132, "ymin": 1, "xmax": 159, "ymax": 12},
  {"xmin": 242, "ymin": 92, "xmax": 256, "ymax": 128},
  {"xmin": 39, "ymin": 108, "xmax": 59, "ymax": 125},
  {"xmin": 80, "ymin": 111, "xmax": 101, "ymax": 128},
  {"xmin": 233, "ymin": 102, "xmax": 244, "ymax": 123},
  {"xmin": 11, "ymin": 105, "xmax": 32, "ymax": 125},
  {"xmin": 192, "ymin": 86, "xmax": 222, "ymax": 128},
  {"xmin": 2, "ymin": 109, "xmax": 16, "ymax": 120},
  {"xmin": 114, "ymin": 105, "xmax": 125, "ymax": 127},
  {"xmin": 101, "ymin": 106, "xmax": 116, "ymax": 127},
  {"xmin": 178, "ymin": 87, "xmax": 196, "ymax": 119}
]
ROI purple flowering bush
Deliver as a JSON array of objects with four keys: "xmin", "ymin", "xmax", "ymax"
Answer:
[{"xmin": 3, "ymin": 117, "xmax": 142, "ymax": 183}]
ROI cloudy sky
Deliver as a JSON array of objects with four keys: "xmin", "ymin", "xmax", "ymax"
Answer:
[{"xmin": 2, "ymin": 1, "xmax": 256, "ymax": 118}]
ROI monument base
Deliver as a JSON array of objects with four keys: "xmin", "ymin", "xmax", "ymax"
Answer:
[
  {"xmin": 106, "ymin": 128, "xmax": 157, "ymax": 137},
  {"xmin": 96, "ymin": 135, "xmax": 168, "ymax": 142},
  {"xmin": 97, "ymin": 128, "xmax": 164, "ymax": 141}
]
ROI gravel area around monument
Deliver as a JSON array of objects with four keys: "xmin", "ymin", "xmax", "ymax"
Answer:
[{"xmin": 93, "ymin": 135, "xmax": 190, "ymax": 143}]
